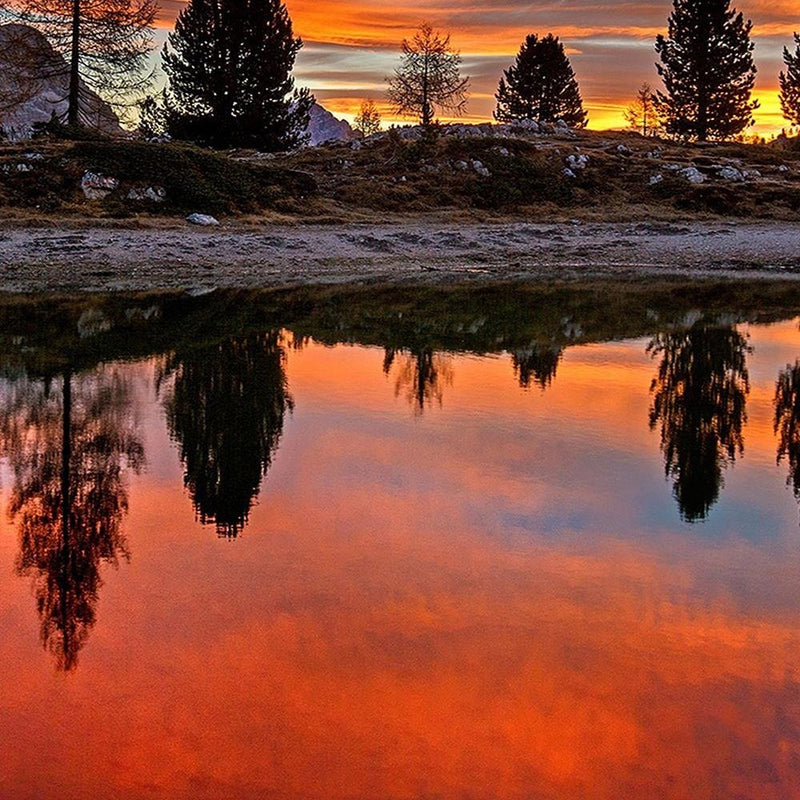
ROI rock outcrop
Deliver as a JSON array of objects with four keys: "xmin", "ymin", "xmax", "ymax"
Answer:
[
  {"xmin": 305, "ymin": 102, "xmax": 354, "ymax": 146},
  {"xmin": 0, "ymin": 23, "xmax": 120, "ymax": 139}
]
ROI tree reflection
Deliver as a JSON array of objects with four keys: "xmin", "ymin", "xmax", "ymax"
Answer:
[
  {"xmin": 511, "ymin": 345, "xmax": 562, "ymax": 389},
  {"xmin": 383, "ymin": 347, "xmax": 454, "ymax": 414},
  {"xmin": 774, "ymin": 361, "xmax": 800, "ymax": 500},
  {"xmin": 161, "ymin": 332, "xmax": 293, "ymax": 537},
  {"xmin": 0, "ymin": 368, "xmax": 144, "ymax": 671},
  {"xmin": 648, "ymin": 326, "xmax": 750, "ymax": 522}
]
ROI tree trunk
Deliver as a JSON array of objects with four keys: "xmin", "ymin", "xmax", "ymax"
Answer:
[
  {"xmin": 59, "ymin": 371, "xmax": 72, "ymax": 661},
  {"xmin": 67, "ymin": 0, "xmax": 80, "ymax": 125}
]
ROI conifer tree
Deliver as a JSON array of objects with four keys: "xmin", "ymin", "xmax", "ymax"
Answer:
[
  {"xmin": 163, "ymin": 0, "xmax": 312, "ymax": 150},
  {"xmin": 495, "ymin": 34, "xmax": 587, "ymax": 127},
  {"xmin": 779, "ymin": 34, "xmax": 800, "ymax": 126},
  {"xmin": 655, "ymin": 0, "xmax": 758, "ymax": 141}
]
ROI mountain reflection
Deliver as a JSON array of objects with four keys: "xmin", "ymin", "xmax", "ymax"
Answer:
[
  {"xmin": 511, "ymin": 345, "xmax": 562, "ymax": 389},
  {"xmin": 0, "ymin": 368, "xmax": 144, "ymax": 670},
  {"xmin": 648, "ymin": 326, "xmax": 750, "ymax": 522},
  {"xmin": 160, "ymin": 332, "xmax": 293, "ymax": 537},
  {"xmin": 774, "ymin": 361, "xmax": 800, "ymax": 501},
  {"xmin": 383, "ymin": 347, "xmax": 454, "ymax": 413}
]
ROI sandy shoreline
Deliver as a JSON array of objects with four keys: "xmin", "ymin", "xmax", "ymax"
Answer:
[{"xmin": 1, "ymin": 219, "xmax": 799, "ymax": 291}]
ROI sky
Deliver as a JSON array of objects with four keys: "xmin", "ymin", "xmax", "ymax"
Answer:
[{"xmin": 154, "ymin": 0, "xmax": 800, "ymax": 134}]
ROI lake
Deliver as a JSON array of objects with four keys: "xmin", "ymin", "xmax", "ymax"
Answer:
[{"xmin": 1, "ymin": 282, "xmax": 799, "ymax": 799}]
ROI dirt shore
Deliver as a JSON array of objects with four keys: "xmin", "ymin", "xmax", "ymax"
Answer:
[{"xmin": 1, "ymin": 219, "xmax": 799, "ymax": 291}]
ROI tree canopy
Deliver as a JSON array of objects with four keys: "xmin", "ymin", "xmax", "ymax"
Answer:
[
  {"xmin": 495, "ymin": 34, "xmax": 586, "ymax": 127},
  {"xmin": 163, "ymin": 0, "xmax": 312, "ymax": 150},
  {"xmin": 387, "ymin": 22, "xmax": 469, "ymax": 126},
  {"xmin": 779, "ymin": 34, "xmax": 800, "ymax": 126},
  {"xmin": 655, "ymin": 0, "xmax": 758, "ymax": 141}
]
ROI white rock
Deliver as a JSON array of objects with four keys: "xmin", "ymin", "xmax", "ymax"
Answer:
[
  {"xmin": 15, "ymin": 163, "xmax": 32, "ymax": 172},
  {"xmin": 779, "ymin": 165, "xmax": 791, "ymax": 172},
  {"xmin": 649, "ymin": 174, "xmax": 664, "ymax": 185},
  {"xmin": 563, "ymin": 167, "xmax": 577, "ymax": 179},
  {"xmin": 77, "ymin": 309, "xmax": 111, "ymax": 338},
  {"xmin": 617, "ymin": 144, "xmax": 632, "ymax": 155},
  {"xmin": 186, "ymin": 213, "xmax": 219, "ymax": 226},
  {"xmin": 678, "ymin": 166, "xmax": 705, "ymax": 184},
  {"xmin": 0, "ymin": 24, "xmax": 121, "ymax": 139},
  {"xmin": 718, "ymin": 166, "xmax": 745, "ymax": 182},
  {"xmin": 566, "ymin": 154, "xmax": 589, "ymax": 171},
  {"xmin": 81, "ymin": 171, "xmax": 119, "ymax": 200},
  {"xmin": 127, "ymin": 186, "xmax": 166, "ymax": 202}
]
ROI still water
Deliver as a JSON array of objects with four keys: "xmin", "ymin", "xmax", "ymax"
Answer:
[{"xmin": 1, "ymin": 284, "xmax": 799, "ymax": 799}]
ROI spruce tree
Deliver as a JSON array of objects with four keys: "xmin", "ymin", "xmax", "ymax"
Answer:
[
  {"xmin": 655, "ymin": 0, "xmax": 758, "ymax": 141},
  {"xmin": 495, "ymin": 34, "xmax": 587, "ymax": 127},
  {"xmin": 779, "ymin": 34, "xmax": 800, "ymax": 126},
  {"xmin": 163, "ymin": 0, "xmax": 312, "ymax": 150}
]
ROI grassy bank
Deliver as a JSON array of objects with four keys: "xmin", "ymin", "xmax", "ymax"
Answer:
[{"xmin": 2, "ymin": 130, "xmax": 800, "ymax": 222}]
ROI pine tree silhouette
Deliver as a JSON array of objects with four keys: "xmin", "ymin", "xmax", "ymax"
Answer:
[
  {"xmin": 495, "ymin": 34, "xmax": 587, "ymax": 127},
  {"xmin": 655, "ymin": 0, "xmax": 758, "ymax": 141}
]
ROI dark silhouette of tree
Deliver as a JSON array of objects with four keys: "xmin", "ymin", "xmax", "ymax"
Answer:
[
  {"xmin": 655, "ymin": 0, "xmax": 757, "ymax": 141},
  {"xmin": 495, "ymin": 33, "xmax": 586, "ymax": 127},
  {"xmin": 387, "ymin": 22, "xmax": 469, "ymax": 126},
  {"xmin": 0, "ymin": 367, "xmax": 144, "ymax": 670},
  {"xmin": 383, "ymin": 346, "xmax": 453, "ymax": 414},
  {"xmin": 779, "ymin": 34, "xmax": 800, "ymax": 126},
  {"xmin": 624, "ymin": 82, "xmax": 661, "ymax": 137},
  {"xmin": 162, "ymin": 0, "xmax": 312, "ymax": 150},
  {"xmin": 2, "ymin": 0, "xmax": 156, "ymax": 127},
  {"xmin": 353, "ymin": 98, "xmax": 381, "ymax": 137},
  {"xmin": 161, "ymin": 331, "xmax": 293, "ymax": 536},
  {"xmin": 648, "ymin": 325, "xmax": 750, "ymax": 521},
  {"xmin": 774, "ymin": 361, "xmax": 800, "ymax": 500},
  {"xmin": 511, "ymin": 345, "xmax": 562, "ymax": 389}
]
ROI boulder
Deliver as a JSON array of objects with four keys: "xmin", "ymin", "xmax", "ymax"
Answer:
[
  {"xmin": 186, "ymin": 213, "xmax": 220, "ymax": 226},
  {"xmin": 678, "ymin": 166, "xmax": 705, "ymax": 184},
  {"xmin": 717, "ymin": 166, "xmax": 745, "ymax": 182},
  {"xmin": 0, "ymin": 23, "xmax": 121, "ymax": 139},
  {"xmin": 566, "ymin": 154, "xmax": 589, "ymax": 171},
  {"xmin": 127, "ymin": 186, "xmax": 166, "ymax": 202},
  {"xmin": 81, "ymin": 171, "xmax": 119, "ymax": 200}
]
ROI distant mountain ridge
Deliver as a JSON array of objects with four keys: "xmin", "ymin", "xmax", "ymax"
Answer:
[
  {"xmin": 306, "ymin": 102, "xmax": 354, "ymax": 146},
  {"xmin": 0, "ymin": 23, "xmax": 120, "ymax": 139},
  {"xmin": 0, "ymin": 23, "xmax": 354, "ymax": 147}
]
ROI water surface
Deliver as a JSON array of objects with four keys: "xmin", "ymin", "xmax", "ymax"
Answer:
[{"xmin": 1, "ymin": 284, "xmax": 799, "ymax": 799}]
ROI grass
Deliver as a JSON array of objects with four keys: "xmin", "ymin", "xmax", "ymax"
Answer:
[
  {"xmin": 2, "ymin": 128, "xmax": 800, "ymax": 220},
  {"xmin": 0, "ymin": 140, "xmax": 316, "ymax": 216}
]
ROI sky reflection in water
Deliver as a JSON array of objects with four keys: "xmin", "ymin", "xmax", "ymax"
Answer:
[{"xmin": 0, "ymin": 287, "xmax": 799, "ymax": 799}]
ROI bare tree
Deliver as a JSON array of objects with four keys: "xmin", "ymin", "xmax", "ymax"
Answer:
[
  {"xmin": 624, "ymin": 82, "xmax": 662, "ymax": 136},
  {"xmin": 1, "ymin": 0, "xmax": 157, "ymax": 127},
  {"xmin": 387, "ymin": 22, "xmax": 469, "ymax": 126},
  {"xmin": 354, "ymin": 98, "xmax": 381, "ymax": 137}
]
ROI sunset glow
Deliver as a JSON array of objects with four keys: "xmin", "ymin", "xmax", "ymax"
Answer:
[
  {"xmin": 152, "ymin": 0, "xmax": 800, "ymax": 133},
  {"xmin": 2, "ymin": 311, "xmax": 800, "ymax": 798}
]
